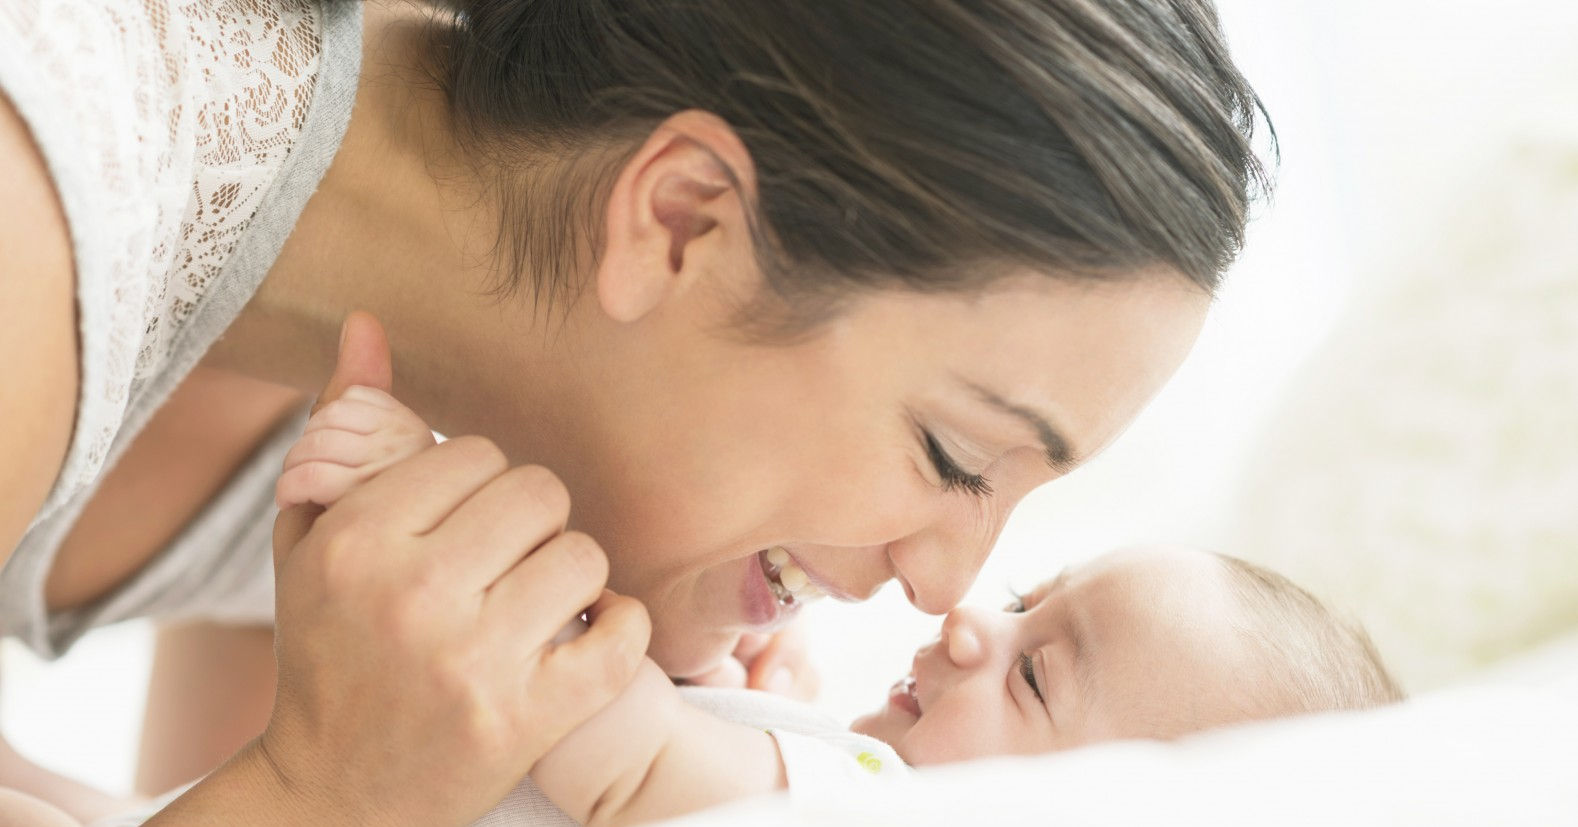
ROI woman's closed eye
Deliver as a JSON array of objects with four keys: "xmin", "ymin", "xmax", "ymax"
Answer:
[{"xmin": 922, "ymin": 429, "xmax": 994, "ymax": 498}]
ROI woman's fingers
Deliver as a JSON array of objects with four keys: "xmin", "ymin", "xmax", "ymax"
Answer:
[
  {"xmin": 482, "ymin": 529, "xmax": 607, "ymax": 648},
  {"xmin": 265, "ymin": 312, "xmax": 648, "ymax": 820},
  {"xmin": 527, "ymin": 591, "xmax": 651, "ymax": 743},
  {"xmin": 427, "ymin": 464, "xmax": 572, "ymax": 591},
  {"xmin": 321, "ymin": 435, "xmax": 508, "ymax": 537},
  {"xmin": 267, "ymin": 444, "xmax": 643, "ymax": 822},
  {"xmin": 311, "ymin": 311, "xmax": 392, "ymax": 414}
]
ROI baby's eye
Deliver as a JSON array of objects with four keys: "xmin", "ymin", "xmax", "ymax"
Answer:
[
  {"xmin": 1017, "ymin": 652, "xmax": 1043, "ymax": 701},
  {"xmin": 1004, "ymin": 590, "xmax": 1028, "ymax": 613}
]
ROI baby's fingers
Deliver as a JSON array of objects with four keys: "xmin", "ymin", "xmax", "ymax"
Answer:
[
  {"xmin": 276, "ymin": 460, "xmax": 375, "ymax": 510},
  {"xmin": 284, "ymin": 427, "xmax": 382, "ymax": 473},
  {"xmin": 304, "ymin": 397, "xmax": 408, "ymax": 437}
]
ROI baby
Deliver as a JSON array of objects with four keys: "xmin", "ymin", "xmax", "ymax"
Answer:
[{"xmin": 277, "ymin": 386, "xmax": 1403, "ymax": 827}]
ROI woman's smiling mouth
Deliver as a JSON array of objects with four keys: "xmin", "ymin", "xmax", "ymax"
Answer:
[{"xmin": 759, "ymin": 546, "xmax": 825, "ymax": 606}]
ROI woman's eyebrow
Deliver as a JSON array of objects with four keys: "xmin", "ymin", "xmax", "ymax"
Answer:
[{"xmin": 961, "ymin": 380, "xmax": 1080, "ymax": 474}]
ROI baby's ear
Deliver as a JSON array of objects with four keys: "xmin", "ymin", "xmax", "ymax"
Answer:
[{"xmin": 315, "ymin": 310, "xmax": 393, "ymax": 413}]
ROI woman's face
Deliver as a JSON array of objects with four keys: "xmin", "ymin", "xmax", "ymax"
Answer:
[{"xmin": 541, "ymin": 271, "xmax": 1213, "ymax": 677}]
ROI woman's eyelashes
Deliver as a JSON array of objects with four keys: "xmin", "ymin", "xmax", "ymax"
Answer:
[{"xmin": 922, "ymin": 430, "xmax": 994, "ymax": 498}]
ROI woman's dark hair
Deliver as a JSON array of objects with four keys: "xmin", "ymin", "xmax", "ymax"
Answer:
[{"xmin": 437, "ymin": 0, "xmax": 1273, "ymax": 327}]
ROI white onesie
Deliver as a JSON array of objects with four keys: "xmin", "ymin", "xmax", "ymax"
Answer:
[
  {"xmin": 90, "ymin": 687, "xmax": 907, "ymax": 826},
  {"xmin": 473, "ymin": 687, "xmax": 908, "ymax": 826}
]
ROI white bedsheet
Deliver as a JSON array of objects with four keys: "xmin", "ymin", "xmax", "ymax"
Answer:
[
  {"xmin": 91, "ymin": 644, "xmax": 1578, "ymax": 826},
  {"xmin": 664, "ymin": 675, "xmax": 1578, "ymax": 826}
]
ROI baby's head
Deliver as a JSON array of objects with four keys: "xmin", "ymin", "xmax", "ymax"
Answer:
[{"xmin": 852, "ymin": 545, "xmax": 1402, "ymax": 765}]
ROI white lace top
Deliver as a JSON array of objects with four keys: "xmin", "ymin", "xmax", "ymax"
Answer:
[
  {"xmin": 0, "ymin": 0, "xmax": 362, "ymax": 655},
  {"xmin": 2, "ymin": 0, "xmax": 326, "ymax": 520}
]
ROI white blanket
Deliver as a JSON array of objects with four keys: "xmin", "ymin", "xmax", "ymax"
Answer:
[
  {"xmin": 663, "ymin": 678, "xmax": 1578, "ymax": 826},
  {"xmin": 93, "ymin": 656, "xmax": 1578, "ymax": 826}
]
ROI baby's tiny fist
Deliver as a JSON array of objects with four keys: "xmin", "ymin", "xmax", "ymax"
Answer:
[{"xmin": 276, "ymin": 390, "xmax": 437, "ymax": 511}]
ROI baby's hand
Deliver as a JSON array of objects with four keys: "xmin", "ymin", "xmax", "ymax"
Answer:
[{"xmin": 275, "ymin": 385, "xmax": 438, "ymax": 510}]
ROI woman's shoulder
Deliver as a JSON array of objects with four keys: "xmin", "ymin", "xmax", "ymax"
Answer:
[
  {"xmin": 0, "ymin": 0, "xmax": 358, "ymax": 517},
  {"xmin": 0, "ymin": 82, "xmax": 78, "ymax": 584}
]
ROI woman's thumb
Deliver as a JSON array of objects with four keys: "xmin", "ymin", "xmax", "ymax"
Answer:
[
  {"xmin": 275, "ymin": 311, "xmax": 394, "ymax": 567},
  {"xmin": 314, "ymin": 310, "xmax": 393, "ymax": 413}
]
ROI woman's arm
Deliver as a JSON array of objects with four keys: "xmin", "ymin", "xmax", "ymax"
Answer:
[
  {"xmin": 0, "ymin": 788, "xmax": 82, "ymax": 827},
  {"xmin": 0, "ymin": 734, "xmax": 135, "ymax": 824},
  {"xmin": 136, "ymin": 623, "xmax": 278, "ymax": 796},
  {"xmin": 0, "ymin": 89, "xmax": 78, "ymax": 571}
]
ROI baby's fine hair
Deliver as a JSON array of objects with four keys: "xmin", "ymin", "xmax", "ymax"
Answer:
[{"xmin": 1215, "ymin": 554, "xmax": 1405, "ymax": 716}]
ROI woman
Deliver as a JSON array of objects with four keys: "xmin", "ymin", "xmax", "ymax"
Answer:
[{"xmin": 0, "ymin": 0, "xmax": 1268, "ymax": 823}]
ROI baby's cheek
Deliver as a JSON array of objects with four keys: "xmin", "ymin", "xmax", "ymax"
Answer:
[
  {"xmin": 850, "ymin": 706, "xmax": 910, "ymax": 753},
  {"xmin": 897, "ymin": 711, "xmax": 1002, "ymax": 766}
]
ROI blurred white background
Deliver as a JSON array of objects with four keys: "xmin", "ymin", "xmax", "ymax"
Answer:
[{"xmin": 6, "ymin": 0, "xmax": 1578, "ymax": 800}]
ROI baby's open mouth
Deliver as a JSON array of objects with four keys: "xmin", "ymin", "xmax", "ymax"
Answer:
[
  {"xmin": 888, "ymin": 674, "xmax": 921, "ymax": 716},
  {"xmin": 759, "ymin": 547, "xmax": 823, "ymax": 607}
]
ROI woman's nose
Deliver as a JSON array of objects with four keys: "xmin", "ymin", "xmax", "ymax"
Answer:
[{"xmin": 886, "ymin": 494, "xmax": 1015, "ymax": 615}]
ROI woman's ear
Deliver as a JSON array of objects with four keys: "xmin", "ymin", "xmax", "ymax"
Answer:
[{"xmin": 596, "ymin": 110, "xmax": 756, "ymax": 324}]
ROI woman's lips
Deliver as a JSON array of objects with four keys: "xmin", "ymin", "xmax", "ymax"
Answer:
[
  {"xmin": 770, "ymin": 547, "xmax": 868, "ymax": 603},
  {"xmin": 740, "ymin": 550, "xmax": 802, "ymax": 631},
  {"xmin": 789, "ymin": 554, "xmax": 864, "ymax": 602},
  {"xmin": 739, "ymin": 545, "xmax": 865, "ymax": 632}
]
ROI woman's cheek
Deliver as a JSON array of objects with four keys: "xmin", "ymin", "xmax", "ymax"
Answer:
[{"xmin": 804, "ymin": 468, "xmax": 937, "ymax": 549}]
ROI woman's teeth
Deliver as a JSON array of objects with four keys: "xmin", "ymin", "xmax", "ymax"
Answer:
[
  {"xmin": 778, "ymin": 565, "xmax": 809, "ymax": 592},
  {"xmin": 761, "ymin": 546, "xmax": 822, "ymax": 606}
]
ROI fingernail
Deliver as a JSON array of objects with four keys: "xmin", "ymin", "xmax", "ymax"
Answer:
[
  {"xmin": 766, "ymin": 667, "xmax": 793, "ymax": 696},
  {"xmin": 338, "ymin": 316, "xmax": 349, "ymax": 351}
]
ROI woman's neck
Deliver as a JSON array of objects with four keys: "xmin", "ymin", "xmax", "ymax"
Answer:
[{"xmin": 205, "ymin": 1, "xmax": 572, "ymax": 440}]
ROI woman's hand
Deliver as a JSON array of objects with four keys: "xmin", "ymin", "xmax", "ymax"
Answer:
[
  {"xmin": 683, "ymin": 622, "xmax": 821, "ymax": 702},
  {"xmin": 156, "ymin": 313, "xmax": 650, "ymax": 826}
]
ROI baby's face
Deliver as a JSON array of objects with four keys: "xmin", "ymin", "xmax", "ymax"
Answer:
[{"xmin": 851, "ymin": 546, "xmax": 1252, "ymax": 765}]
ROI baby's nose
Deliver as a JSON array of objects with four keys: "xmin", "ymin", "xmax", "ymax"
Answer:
[{"xmin": 941, "ymin": 607, "xmax": 988, "ymax": 668}]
